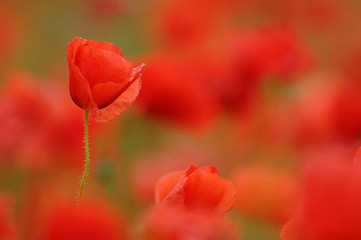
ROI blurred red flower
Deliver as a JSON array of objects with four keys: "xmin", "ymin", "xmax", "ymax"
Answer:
[
  {"xmin": 155, "ymin": 165, "xmax": 236, "ymax": 216},
  {"xmin": 67, "ymin": 37, "xmax": 145, "ymax": 122},
  {"xmin": 141, "ymin": 207, "xmax": 238, "ymax": 240},
  {"xmin": 0, "ymin": 72, "xmax": 101, "ymax": 168},
  {"xmin": 184, "ymin": 50, "xmax": 249, "ymax": 115},
  {"xmin": 281, "ymin": 154, "xmax": 361, "ymax": 240},
  {"xmin": 331, "ymin": 82, "xmax": 361, "ymax": 141},
  {"xmin": 293, "ymin": 74, "xmax": 361, "ymax": 145},
  {"xmin": 193, "ymin": 26, "xmax": 312, "ymax": 115},
  {"xmin": 150, "ymin": 0, "xmax": 218, "ymax": 47},
  {"xmin": 231, "ymin": 165, "xmax": 299, "ymax": 225},
  {"xmin": 226, "ymin": 26, "xmax": 312, "ymax": 83},
  {"xmin": 147, "ymin": 0, "xmax": 238, "ymax": 48},
  {"xmin": 0, "ymin": 74, "xmax": 49, "ymax": 164},
  {"xmin": 135, "ymin": 54, "xmax": 220, "ymax": 130},
  {"xmin": 39, "ymin": 201, "xmax": 131, "ymax": 240},
  {"xmin": 130, "ymin": 148, "xmax": 206, "ymax": 204}
]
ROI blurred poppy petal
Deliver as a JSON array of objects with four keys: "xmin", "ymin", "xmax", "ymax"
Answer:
[
  {"xmin": 89, "ymin": 77, "xmax": 142, "ymax": 122},
  {"xmin": 156, "ymin": 165, "xmax": 236, "ymax": 215},
  {"xmin": 155, "ymin": 170, "xmax": 185, "ymax": 206}
]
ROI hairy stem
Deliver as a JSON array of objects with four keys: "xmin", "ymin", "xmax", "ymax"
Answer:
[{"xmin": 78, "ymin": 110, "xmax": 89, "ymax": 202}]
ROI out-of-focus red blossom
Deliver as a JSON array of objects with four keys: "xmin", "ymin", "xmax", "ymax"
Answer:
[
  {"xmin": 225, "ymin": 26, "xmax": 312, "ymax": 82},
  {"xmin": 130, "ymin": 149, "xmax": 206, "ymax": 204},
  {"xmin": 185, "ymin": 49, "xmax": 254, "ymax": 115},
  {"xmin": 199, "ymin": 26, "xmax": 312, "ymax": 115},
  {"xmin": 0, "ymin": 72, "xmax": 97, "ymax": 168},
  {"xmin": 149, "ymin": 0, "xmax": 231, "ymax": 47},
  {"xmin": 329, "ymin": 46, "xmax": 361, "ymax": 140},
  {"xmin": 141, "ymin": 207, "xmax": 238, "ymax": 240},
  {"xmin": 23, "ymin": 176, "xmax": 77, "ymax": 240},
  {"xmin": 294, "ymin": 74, "xmax": 361, "ymax": 145},
  {"xmin": 0, "ymin": 75, "xmax": 47, "ymax": 163},
  {"xmin": 155, "ymin": 165, "xmax": 236, "ymax": 216},
  {"xmin": 220, "ymin": 32, "xmax": 263, "ymax": 114},
  {"xmin": 0, "ymin": 195, "xmax": 17, "ymax": 240},
  {"xmin": 281, "ymin": 153, "xmax": 361, "ymax": 240},
  {"xmin": 231, "ymin": 165, "xmax": 299, "ymax": 225},
  {"xmin": 135, "ymin": 54, "xmax": 220, "ymax": 130},
  {"xmin": 38, "ymin": 201, "xmax": 131, "ymax": 240},
  {"xmin": 331, "ymin": 83, "xmax": 361, "ymax": 140},
  {"xmin": 67, "ymin": 37, "xmax": 145, "ymax": 122}
]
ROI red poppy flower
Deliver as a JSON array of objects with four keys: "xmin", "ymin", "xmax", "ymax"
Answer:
[
  {"xmin": 0, "ymin": 72, "xmax": 103, "ymax": 168},
  {"xmin": 135, "ymin": 54, "xmax": 220, "ymax": 130},
  {"xmin": 155, "ymin": 165, "xmax": 236, "ymax": 216},
  {"xmin": 331, "ymin": 83, "xmax": 361, "ymax": 141},
  {"xmin": 226, "ymin": 26, "xmax": 312, "ymax": 83},
  {"xmin": 281, "ymin": 156, "xmax": 361, "ymax": 240},
  {"xmin": 67, "ymin": 37, "xmax": 145, "ymax": 122},
  {"xmin": 39, "ymin": 201, "xmax": 131, "ymax": 240},
  {"xmin": 130, "ymin": 148, "xmax": 206, "ymax": 204},
  {"xmin": 141, "ymin": 207, "xmax": 238, "ymax": 240}
]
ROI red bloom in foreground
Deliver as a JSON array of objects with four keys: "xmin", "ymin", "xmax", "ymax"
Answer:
[
  {"xmin": 142, "ymin": 207, "xmax": 238, "ymax": 240},
  {"xmin": 136, "ymin": 54, "xmax": 220, "ymax": 130},
  {"xmin": 0, "ymin": 72, "xmax": 102, "ymax": 168},
  {"xmin": 155, "ymin": 165, "xmax": 236, "ymax": 215},
  {"xmin": 130, "ymin": 148, "xmax": 206, "ymax": 204},
  {"xmin": 67, "ymin": 37, "xmax": 145, "ymax": 122},
  {"xmin": 281, "ymin": 156, "xmax": 361, "ymax": 240},
  {"xmin": 39, "ymin": 201, "xmax": 130, "ymax": 240}
]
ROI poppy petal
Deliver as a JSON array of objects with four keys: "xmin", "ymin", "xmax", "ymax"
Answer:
[
  {"xmin": 91, "ymin": 82, "xmax": 125, "ymax": 109},
  {"xmin": 155, "ymin": 170, "xmax": 186, "ymax": 206},
  {"xmin": 86, "ymin": 39, "xmax": 123, "ymax": 56},
  {"xmin": 67, "ymin": 37, "xmax": 87, "ymax": 59},
  {"xmin": 184, "ymin": 168, "xmax": 236, "ymax": 214},
  {"xmin": 89, "ymin": 77, "xmax": 142, "ymax": 122},
  {"xmin": 156, "ymin": 165, "xmax": 236, "ymax": 215},
  {"xmin": 68, "ymin": 53, "xmax": 94, "ymax": 110},
  {"xmin": 74, "ymin": 45, "xmax": 133, "ymax": 88},
  {"xmin": 280, "ymin": 220, "xmax": 300, "ymax": 240}
]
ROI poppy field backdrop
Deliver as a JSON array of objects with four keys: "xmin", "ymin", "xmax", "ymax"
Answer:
[{"xmin": 1, "ymin": 0, "xmax": 361, "ymax": 239}]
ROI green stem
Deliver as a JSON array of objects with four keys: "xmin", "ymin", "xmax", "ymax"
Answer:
[{"xmin": 78, "ymin": 110, "xmax": 89, "ymax": 202}]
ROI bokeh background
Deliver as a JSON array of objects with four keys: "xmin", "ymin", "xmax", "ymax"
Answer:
[{"xmin": 1, "ymin": 0, "xmax": 361, "ymax": 239}]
